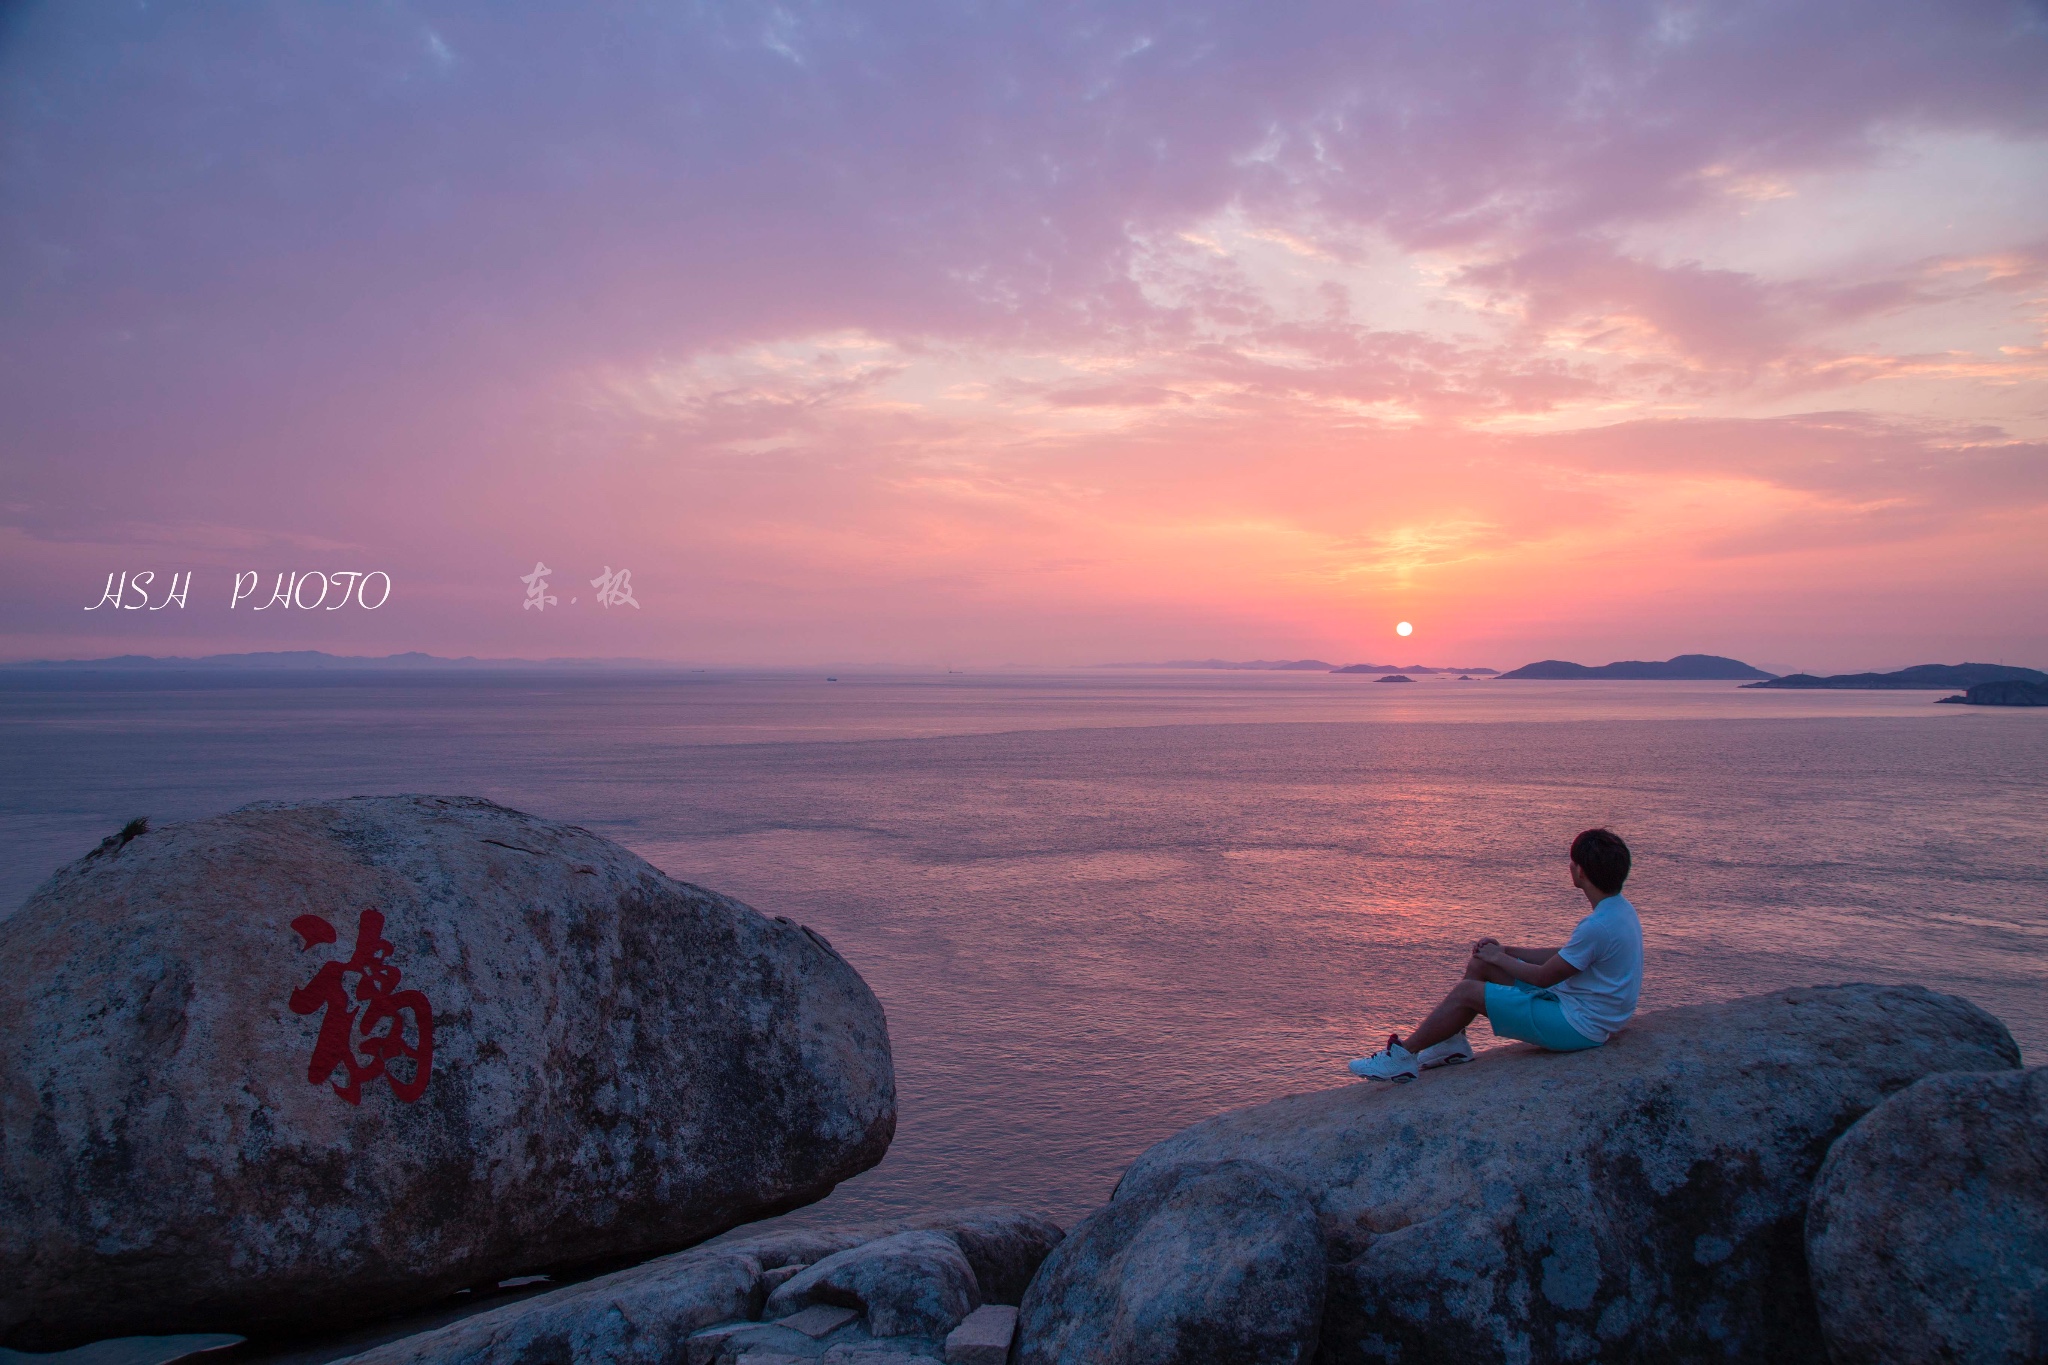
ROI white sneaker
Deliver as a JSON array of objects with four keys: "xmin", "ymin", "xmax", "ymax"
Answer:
[
  {"xmin": 1418, "ymin": 1031, "xmax": 1474, "ymax": 1070},
  {"xmin": 1348, "ymin": 1036, "xmax": 1421, "ymax": 1083}
]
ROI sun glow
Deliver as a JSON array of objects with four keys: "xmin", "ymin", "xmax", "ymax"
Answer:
[{"xmin": 1396, "ymin": 621, "xmax": 1414, "ymax": 637}]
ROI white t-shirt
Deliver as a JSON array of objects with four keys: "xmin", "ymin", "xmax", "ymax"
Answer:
[{"xmin": 1552, "ymin": 894, "xmax": 1643, "ymax": 1043}]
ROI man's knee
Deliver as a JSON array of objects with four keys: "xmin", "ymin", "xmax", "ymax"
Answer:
[
  {"xmin": 1464, "ymin": 955, "xmax": 1508, "ymax": 984},
  {"xmin": 1464, "ymin": 957, "xmax": 1513, "ymax": 987},
  {"xmin": 1452, "ymin": 979, "xmax": 1488, "ymax": 1010}
]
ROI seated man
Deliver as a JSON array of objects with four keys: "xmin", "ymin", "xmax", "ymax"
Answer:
[{"xmin": 1349, "ymin": 828, "xmax": 1642, "ymax": 1082}]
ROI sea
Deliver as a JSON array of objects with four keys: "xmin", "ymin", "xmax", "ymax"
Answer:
[{"xmin": 3, "ymin": 669, "xmax": 2043, "ymax": 1233}]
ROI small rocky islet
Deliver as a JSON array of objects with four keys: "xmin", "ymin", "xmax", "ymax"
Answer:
[
  {"xmin": 2, "ymin": 799, "xmax": 2041, "ymax": 1365},
  {"xmin": 1935, "ymin": 678, "xmax": 2048, "ymax": 706},
  {"xmin": 1747, "ymin": 661, "xmax": 2048, "ymax": 693}
]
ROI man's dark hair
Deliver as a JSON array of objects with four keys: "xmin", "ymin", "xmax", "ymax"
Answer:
[{"xmin": 1570, "ymin": 828, "xmax": 1631, "ymax": 896}]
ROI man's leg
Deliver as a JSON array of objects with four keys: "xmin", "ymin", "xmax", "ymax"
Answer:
[{"xmin": 1403, "ymin": 955, "xmax": 1515, "ymax": 1053}]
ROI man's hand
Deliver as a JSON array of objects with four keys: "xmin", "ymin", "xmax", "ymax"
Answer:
[
  {"xmin": 1472, "ymin": 936, "xmax": 1501, "ymax": 957},
  {"xmin": 1478, "ymin": 945, "xmax": 1582, "ymax": 988}
]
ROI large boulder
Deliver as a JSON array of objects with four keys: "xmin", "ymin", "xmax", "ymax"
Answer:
[
  {"xmin": 1806, "ymin": 1066, "xmax": 2048, "ymax": 1365},
  {"xmin": 0, "ymin": 797, "xmax": 896, "ymax": 1349},
  {"xmin": 1015, "ymin": 1159, "xmax": 1325, "ymax": 1365},
  {"xmin": 1116, "ymin": 985, "xmax": 2017, "ymax": 1365}
]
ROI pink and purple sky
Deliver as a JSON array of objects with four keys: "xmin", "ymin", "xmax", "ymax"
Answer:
[{"xmin": 4, "ymin": 1, "xmax": 2046, "ymax": 671}]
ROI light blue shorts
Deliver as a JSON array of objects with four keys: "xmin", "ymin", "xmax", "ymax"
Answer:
[{"xmin": 1484, "ymin": 981, "xmax": 1601, "ymax": 1052}]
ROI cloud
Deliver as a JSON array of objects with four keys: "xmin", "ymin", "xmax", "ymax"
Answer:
[
  {"xmin": 1, "ymin": 0, "xmax": 2045, "ymax": 666},
  {"xmin": 7, "ymin": 2, "xmax": 2045, "ymax": 356},
  {"xmin": 1531, "ymin": 412, "xmax": 2048, "ymax": 511}
]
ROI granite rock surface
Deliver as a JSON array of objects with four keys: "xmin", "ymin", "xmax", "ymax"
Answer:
[
  {"xmin": 1117, "ymin": 984, "xmax": 2018, "ymax": 1365},
  {"xmin": 0, "ymin": 796, "xmax": 896, "ymax": 1348},
  {"xmin": 1806, "ymin": 1065, "xmax": 2048, "ymax": 1365},
  {"xmin": 942, "ymin": 1305, "xmax": 1018, "ymax": 1365},
  {"xmin": 335, "ymin": 1207, "xmax": 1055, "ymax": 1365},
  {"xmin": 766, "ymin": 1231, "xmax": 979, "ymax": 1338},
  {"xmin": 901, "ymin": 1207, "xmax": 1063, "ymax": 1305},
  {"xmin": 1014, "ymin": 1159, "xmax": 1324, "ymax": 1365}
]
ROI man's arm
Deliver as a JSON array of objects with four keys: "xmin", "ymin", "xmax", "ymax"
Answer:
[
  {"xmin": 1472, "ymin": 938, "xmax": 1563, "ymax": 965},
  {"xmin": 1474, "ymin": 941, "xmax": 1581, "ymax": 987}
]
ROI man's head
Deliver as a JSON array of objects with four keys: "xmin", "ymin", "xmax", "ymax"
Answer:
[{"xmin": 1569, "ymin": 828, "xmax": 1631, "ymax": 898}]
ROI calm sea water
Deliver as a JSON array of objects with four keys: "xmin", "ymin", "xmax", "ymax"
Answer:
[{"xmin": 3, "ymin": 670, "xmax": 2043, "ymax": 1232}]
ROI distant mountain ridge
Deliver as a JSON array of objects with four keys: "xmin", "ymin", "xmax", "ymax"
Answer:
[
  {"xmin": 1497, "ymin": 654, "xmax": 1774, "ymax": 681},
  {"xmin": 1746, "ymin": 663, "xmax": 2046, "ymax": 690}
]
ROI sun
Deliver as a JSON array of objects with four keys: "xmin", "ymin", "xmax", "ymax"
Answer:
[{"xmin": 1396, "ymin": 621, "xmax": 1413, "ymax": 637}]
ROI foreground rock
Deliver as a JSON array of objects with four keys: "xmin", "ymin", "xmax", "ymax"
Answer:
[
  {"xmin": 918, "ymin": 1206, "xmax": 1066, "ymax": 1305},
  {"xmin": 0, "ymin": 1335, "xmax": 244, "ymax": 1365},
  {"xmin": 767, "ymin": 1231, "xmax": 980, "ymax": 1337},
  {"xmin": 1015, "ymin": 1160, "xmax": 1323, "ymax": 1365},
  {"xmin": 0, "ymin": 797, "xmax": 896, "ymax": 1349},
  {"xmin": 332, "ymin": 1207, "xmax": 1057, "ymax": 1365},
  {"xmin": 1109, "ymin": 985, "xmax": 2016, "ymax": 1365},
  {"xmin": 1806, "ymin": 1066, "xmax": 2048, "ymax": 1365},
  {"xmin": 944, "ymin": 1306, "xmax": 1020, "ymax": 1365}
]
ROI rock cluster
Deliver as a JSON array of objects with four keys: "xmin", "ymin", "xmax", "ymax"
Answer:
[
  {"xmin": 1014, "ymin": 984, "xmax": 2019, "ymax": 1365},
  {"xmin": 1807, "ymin": 1066, "xmax": 2048, "ymax": 1365},
  {"xmin": 335, "ymin": 1207, "xmax": 1060, "ymax": 1365},
  {"xmin": 0, "ymin": 797, "xmax": 896, "ymax": 1350}
]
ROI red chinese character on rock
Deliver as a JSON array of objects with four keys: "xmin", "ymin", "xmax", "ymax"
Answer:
[{"xmin": 288, "ymin": 908, "xmax": 434, "ymax": 1104}]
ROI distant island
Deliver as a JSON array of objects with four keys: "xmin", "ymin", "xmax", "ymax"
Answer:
[
  {"xmin": 1330, "ymin": 663, "xmax": 1499, "ymax": 675},
  {"xmin": 1497, "ymin": 654, "xmax": 1774, "ymax": 681},
  {"xmin": 1744, "ymin": 663, "xmax": 2047, "ymax": 691},
  {"xmin": 1377, "ymin": 674, "xmax": 1414, "ymax": 683},
  {"xmin": 1936, "ymin": 680, "xmax": 2048, "ymax": 707}
]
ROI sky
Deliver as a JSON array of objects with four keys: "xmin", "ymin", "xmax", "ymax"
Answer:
[{"xmin": 3, "ymin": 0, "xmax": 2046, "ymax": 672}]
